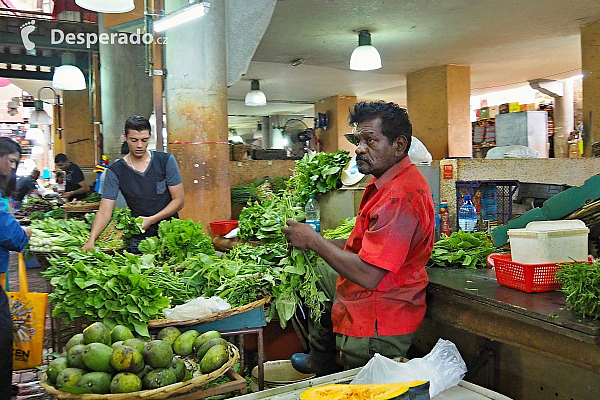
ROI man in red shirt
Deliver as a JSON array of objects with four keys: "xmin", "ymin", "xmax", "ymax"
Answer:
[{"xmin": 282, "ymin": 101, "xmax": 435, "ymax": 375}]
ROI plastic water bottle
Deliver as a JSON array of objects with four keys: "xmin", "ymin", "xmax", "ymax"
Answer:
[
  {"xmin": 305, "ymin": 194, "xmax": 321, "ymax": 233},
  {"xmin": 458, "ymin": 195, "xmax": 478, "ymax": 233}
]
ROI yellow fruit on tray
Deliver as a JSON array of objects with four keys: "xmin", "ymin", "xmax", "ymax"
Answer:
[{"xmin": 299, "ymin": 381, "xmax": 430, "ymax": 400}]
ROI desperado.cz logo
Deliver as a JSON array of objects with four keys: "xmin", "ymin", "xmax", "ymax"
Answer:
[
  {"xmin": 19, "ymin": 20, "xmax": 165, "ymax": 50},
  {"xmin": 52, "ymin": 29, "xmax": 167, "ymax": 48}
]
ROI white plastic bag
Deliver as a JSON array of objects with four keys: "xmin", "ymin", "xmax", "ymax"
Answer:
[
  {"xmin": 351, "ymin": 339, "xmax": 467, "ymax": 398},
  {"xmin": 163, "ymin": 296, "xmax": 231, "ymax": 320},
  {"xmin": 409, "ymin": 137, "xmax": 433, "ymax": 166},
  {"xmin": 485, "ymin": 145, "xmax": 541, "ymax": 159}
]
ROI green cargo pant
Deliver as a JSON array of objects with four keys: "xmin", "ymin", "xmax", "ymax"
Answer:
[{"xmin": 309, "ymin": 260, "xmax": 414, "ymax": 369}]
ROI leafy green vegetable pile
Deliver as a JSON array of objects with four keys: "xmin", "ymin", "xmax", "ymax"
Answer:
[
  {"xmin": 428, "ymin": 231, "xmax": 496, "ymax": 269},
  {"xmin": 139, "ymin": 218, "xmax": 215, "ymax": 264},
  {"xmin": 84, "ymin": 192, "xmax": 101, "ymax": 203},
  {"xmin": 323, "ymin": 217, "xmax": 357, "ymax": 239},
  {"xmin": 42, "ymin": 151, "xmax": 351, "ymax": 334},
  {"xmin": 42, "ymin": 252, "xmax": 190, "ymax": 338},
  {"xmin": 556, "ymin": 260, "xmax": 600, "ymax": 319},
  {"xmin": 28, "ymin": 208, "xmax": 142, "ymax": 253}
]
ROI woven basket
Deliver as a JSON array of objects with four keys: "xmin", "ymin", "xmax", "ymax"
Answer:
[
  {"xmin": 63, "ymin": 202, "xmax": 100, "ymax": 212},
  {"xmin": 39, "ymin": 343, "xmax": 239, "ymax": 400},
  {"xmin": 148, "ymin": 297, "xmax": 271, "ymax": 328}
]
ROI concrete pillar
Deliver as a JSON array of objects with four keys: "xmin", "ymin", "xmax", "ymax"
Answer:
[
  {"xmin": 552, "ymin": 79, "xmax": 574, "ymax": 158},
  {"xmin": 98, "ymin": 14, "xmax": 153, "ymax": 161},
  {"xmin": 261, "ymin": 116, "xmax": 272, "ymax": 149},
  {"xmin": 314, "ymin": 95, "xmax": 357, "ymax": 154},
  {"xmin": 62, "ymin": 90, "xmax": 94, "ymax": 166},
  {"xmin": 581, "ymin": 20, "xmax": 600, "ymax": 156},
  {"xmin": 165, "ymin": 0, "xmax": 230, "ymax": 227},
  {"xmin": 407, "ymin": 65, "xmax": 471, "ymax": 160}
]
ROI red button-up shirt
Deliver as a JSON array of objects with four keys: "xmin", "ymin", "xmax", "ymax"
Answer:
[{"xmin": 331, "ymin": 156, "xmax": 435, "ymax": 337}]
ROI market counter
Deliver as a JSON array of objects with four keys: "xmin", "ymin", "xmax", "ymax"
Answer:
[
  {"xmin": 424, "ymin": 268, "xmax": 600, "ymax": 372},
  {"xmin": 417, "ymin": 268, "xmax": 600, "ymax": 399}
]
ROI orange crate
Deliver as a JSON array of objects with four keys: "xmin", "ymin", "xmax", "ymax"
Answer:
[{"xmin": 491, "ymin": 254, "xmax": 562, "ymax": 293}]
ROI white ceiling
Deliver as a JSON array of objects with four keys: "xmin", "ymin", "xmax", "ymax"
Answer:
[{"xmin": 227, "ymin": 0, "xmax": 600, "ymax": 127}]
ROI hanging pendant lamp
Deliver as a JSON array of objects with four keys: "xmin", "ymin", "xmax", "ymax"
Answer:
[
  {"xmin": 245, "ymin": 80, "xmax": 267, "ymax": 106},
  {"xmin": 53, "ymin": 52, "xmax": 86, "ymax": 91},
  {"xmin": 75, "ymin": 0, "xmax": 135, "ymax": 13},
  {"xmin": 349, "ymin": 30, "xmax": 382, "ymax": 71}
]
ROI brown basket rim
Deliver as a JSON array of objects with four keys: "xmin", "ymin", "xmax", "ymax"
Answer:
[
  {"xmin": 148, "ymin": 296, "xmax": 271, "ymax": 328},
  {"xmin": 39, "ymin": 343, "xmax": 239, "ymax": 400}
]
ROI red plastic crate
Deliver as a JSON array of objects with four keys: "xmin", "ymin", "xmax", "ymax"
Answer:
[
  {"xmin": 491, "ymin": 254, "xmax": 562, "ymax": 293},
  {"xmin": 210, "ymin": 220, "xmax": 239, "ymax": 235}
]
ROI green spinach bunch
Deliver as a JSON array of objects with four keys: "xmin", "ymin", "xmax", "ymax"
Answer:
[
  {"xmin": 152, "ymin": 218, "xmax": 216, "ymax": 263},
  {"xmin": 287, "ymin": 151, "xmax": 350, "ymax": 204},
  {"xmin": 41, "ymin": 251, "xmax": 190, "ymax": 337},
  {"xmin": 428, "ymin": 231, "xmax": 496, "ymax": 269},
  {"xmin": 238, "ymin": 196, "xmax": 304, "ymax": 243},
  {"xmin": 323, "ymin": 217, "xmax": 357, "ymax": 239},
  {"xmin": 111, "ymin": 208, "xmax": 144, "ymax": 239},
  {"xmin": 556, "ymin": 261, "xmax": 600, "ymax": 319}
]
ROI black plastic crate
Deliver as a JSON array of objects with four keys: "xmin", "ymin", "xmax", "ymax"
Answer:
[
  {"xmin": 516, "ymin": 182, "xmax": 571, "ymax": 202},
  {"xmin": 456, "ymin": 180, "xmax": 519, "ymax": 226}
]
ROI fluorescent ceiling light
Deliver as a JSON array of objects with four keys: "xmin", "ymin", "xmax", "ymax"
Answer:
[
  {"xmin": 53, "ymin": 53, "xmax": 86, "ymax": 91},
  {"xmin": 75, "ymin": 0, "xmax": 135, "ymax": 13},
  {"xmin": 350, "ymin": 30, "xmax": 382, "ymax": 71},
  {"xmin": 154, "ymin": 2, "xmax": 210, "ymax": 33},
  {"xmin": 244, "ymin": 80, "xmax": 267, "ymax": 106},
  {"xmin": 29, "ymin": 100, "xmax": 52, "ymax": 125}
]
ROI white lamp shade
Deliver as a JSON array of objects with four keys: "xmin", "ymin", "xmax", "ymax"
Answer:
[
  {"xmin": 349, "ymin": 45, "xmax": 382, "ymax": 71},
  {"xmin": 245, "ymin": 90, "xmax": 267, "ymax": 106},
  {"xmin": 30, "ymin": 146, "xmax": 44, "ymax": 159},
  {"xmin": 75, "ymin": 0, "xmax": 134, "ymax": 13},
  {"xmin": 53, "ymin": 65, "xmax": 86, "ymax": 91},
  {"xmin": 25, "ymin": 128, "xmax": 45, "ymax": 144},
  {"xmin": 29, "ymin": 110, "xmax": 52, "ymax": 125}
]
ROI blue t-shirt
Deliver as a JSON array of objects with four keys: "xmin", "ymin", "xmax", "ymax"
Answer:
[
  {"xmin": 101, "ymin": 152, "xmax": 182, "ymax": 200},
  {"xmin": 0, "ymin": 200, "xmax": 29, "ymax": 273}
]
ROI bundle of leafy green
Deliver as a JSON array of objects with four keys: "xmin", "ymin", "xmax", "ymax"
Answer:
[
  {"xmin": 428, "ymin": 231, "xmax": 496, "ymax": 269},
  {"xmin": 556, "ymin": 260, "xmax": 600, "ymax": 319},
  {"xmin": 180, "ymin": 241, "xmax": 327, "ymax": 329},
  {"xmin": 138, "ymin": 218, "xmax": 215, "ymax": 264},
  {"xmin": 41, "ymin": 251, "xmax": 192, "ymax": 338},
  {"xmin": 237, "ymin": 196, "xmax": 304, "ymax": 243},
  {"xmin": 287, "ymin": 151, "xmax": 351, "ymax": 204},
  {"xmin": 323, "ymin": 217, "xmax": 357, "ymax": 239}
]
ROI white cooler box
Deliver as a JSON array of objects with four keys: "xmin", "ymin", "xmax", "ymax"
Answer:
[{"xmin": 508, "ymin": 220, "xmax": 589, "ymax": 264}]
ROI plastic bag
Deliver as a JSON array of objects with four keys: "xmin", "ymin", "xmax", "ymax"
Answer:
[
  {"xmin": 485, "ymin": 145, "xmax": 541, "ymax": 159},
  {"xmin": 351, "ymin": 339, "xmax": 467, "ymax": 398},
  {"xmin": 409, "ymin": 137, "xmax": 433, "ymax": 166},
  {"xmin": 8, "ymin": 253, "xmax": 48, "ymax": 370},
  {"xmin": 163, "ymin": 296, "xmax": 231, "ymax": 320}
]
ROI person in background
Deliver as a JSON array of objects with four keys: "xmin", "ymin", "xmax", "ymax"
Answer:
[
  {"xmin": 82, "ymin": 116, "xmax": 184, "ymax": 253},
  {"xmin": 0, "ymin": 137, "xmax": 31, "ymax": 399},
  {"xmin": 282, "ymin": 101, "xmax": 435, "ymax": 375},
  {"xmin": 51, "ymin": 171, "xmax": 65, "ymax": 194},
  {"xmin": 0, "ymin": 167, "xmax": 16, "ymax": 212},
  {"xmin": 54, "ymin": 153, "xmax": 90, "ymax": 201},
  {"xmin": 97, "ymin": 141, "xmax": 128, "ymax": 209},
  {"xmin": 11, "ymin": 168, "xmax": 41, "ymax": 210}
]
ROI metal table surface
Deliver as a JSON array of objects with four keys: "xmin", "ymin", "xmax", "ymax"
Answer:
[{"xmin": 425, "ymin": 268, "xmax": 600, "ymax": 373}]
